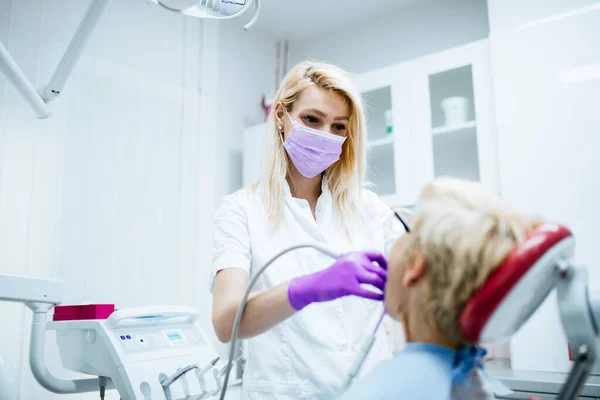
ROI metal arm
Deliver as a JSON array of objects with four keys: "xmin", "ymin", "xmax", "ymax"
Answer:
[
  {"xmin": 38, "ymin": 0, "xmax": 112, "ymax": 103},
  {"xmin": 2, "ymin": 0, "xmax": 260, "ymax": 119},
  {"xmin": 556, "ymin": 260, "xmax": 599, "ymax": 400},
  {"xmin": 0, "ymin": 274, "xmax": 108, "ymax": 395},
  {"xmin": 0, "ymin": 273, "xmax": 115, "ymax": 394},
  {"xmin": 0, "ymin": 273, "xmax": 63, "ymax": 304},
  {"xmin": 0, "ymin": 0, "xmax": 111, "ymax": 118},
  {"xmin": 0, "ymin": 42, "xmax": 51, "ymax": 118},
  {"xmin": 26, "ymin": 302, "xmax": 115, "ymax": 394}
]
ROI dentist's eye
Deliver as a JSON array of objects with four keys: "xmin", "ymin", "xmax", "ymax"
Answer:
[
  {"xmin": 302, "ymin": 115, "xmax": 319, "ymax": 125},
  {"xmin": 332, "ymin": 124, "xmax": 347, "ymax": 133}
]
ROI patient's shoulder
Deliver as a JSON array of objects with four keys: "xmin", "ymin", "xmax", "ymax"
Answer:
[{"xmin": 342, "ymin": 350, "xmax": 454, "ymax": 400}]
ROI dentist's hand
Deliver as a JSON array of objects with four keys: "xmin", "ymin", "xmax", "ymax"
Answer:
[{"xmin": 287, "ymin": 251, "xmax": 388, "ymax": 311}]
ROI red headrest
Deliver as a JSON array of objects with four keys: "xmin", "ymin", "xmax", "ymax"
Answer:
[{"xmin": 460, "ymin": 222, "xmax": 574, "ymax": 343}]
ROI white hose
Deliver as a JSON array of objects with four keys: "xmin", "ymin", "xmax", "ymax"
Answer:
[{"xmin": 341, "ymin": 307, "xmax": 386, "ymax": 391}]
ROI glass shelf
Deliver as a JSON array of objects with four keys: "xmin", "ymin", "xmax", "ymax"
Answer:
[
  {"xmin": 432, "ymin": 124, "xmax": 480, "ymax": 181},
  {"xmin": 362, "ymin": 86, "xmax": 396, "ymax": 196},
  {"xmin": 362, "ymin": 85, "xmax": 396, "ymax": 196},
  {"xmin": 428, "ymin": 65, "xmax": 480, "ymax": 182},
  {"xmin": 432, "ymin": 120, "xmax": 476, "ymax": 135},
  {"xmin": 367, "ymin": 136, "xmax": 394, "ymax": 148},
  {"xmin": 363, "ymin": 86, "xmax": 393, "ymax": 143},
  {"xmin": 366, "ymin": 142, "xmax": 396, "ymax": 196}
]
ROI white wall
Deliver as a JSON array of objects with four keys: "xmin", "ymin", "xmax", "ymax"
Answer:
[
  {"xmin": 487, "ymin": 0, "xmax": 600, "ymax": 373},
  {"xmin": 210, "ymin": 17, "xmax": 277, "ymax": 357},
  {"xmin": 289, "ymin": 0, "xmax": 489, "ymax": 74},
  {"xmin": 215, "ymin": 18, "xmax": 275, "ymax": 198},
  {"xmin": 0, "ymin": 1, "xmax": 274, "ymax": 398}
]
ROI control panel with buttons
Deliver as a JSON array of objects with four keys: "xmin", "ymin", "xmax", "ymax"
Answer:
[{"xmin": 114, "ymin": 327, "xmax": 204, "ymax": 353}]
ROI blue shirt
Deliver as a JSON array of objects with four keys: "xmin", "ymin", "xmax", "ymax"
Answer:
[{"xmin": 340, "ymin": 343, "xmax": 456, "ymax": 400}]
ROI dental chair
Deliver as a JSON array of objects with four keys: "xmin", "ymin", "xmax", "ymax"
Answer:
[{"xmin": 459, "ymin": 222, "xmax": 594, "ymax": 399}]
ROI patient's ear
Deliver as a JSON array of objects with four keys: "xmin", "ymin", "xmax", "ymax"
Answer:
[{"xmin": 402, "ymin": 250, "xmax": 425, "ymax": 287}]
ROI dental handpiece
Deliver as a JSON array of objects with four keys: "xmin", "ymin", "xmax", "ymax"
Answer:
[
  {"xmin": 162, "ymin": 357, "xmax": 220, "ymax": 392},
  {"xmin": 196, "ymin": 357, "xmax": 220, "ymax": 379},
  {"xmin": 216, "ymin": 354, "xmax": 243, "ymax": 378},
  {"xmin": 341, "ymin": 307, "xmax": 387, "ymax": 391},
  {"xmin": 161, "ymin": 363, "xmax": 199, "ymax": 389}
]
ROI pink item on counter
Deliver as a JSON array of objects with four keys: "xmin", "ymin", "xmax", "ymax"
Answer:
[
  {"xmin": 261, "ymin": 95, "xmax": 272, "ymax": 121},
  {"xmin": 53, "ymin": 304, "xmax": 115, "ymax": 321}
]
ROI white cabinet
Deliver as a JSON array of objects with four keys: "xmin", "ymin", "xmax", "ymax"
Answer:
[{"xmin": 354, "ymin": 39, "xmax": 499, "ymax": 206}]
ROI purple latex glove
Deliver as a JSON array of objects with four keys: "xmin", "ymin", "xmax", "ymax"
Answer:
[{"xmin": 287, "ymin": 251, "xmax": 388, "ymax": 311}]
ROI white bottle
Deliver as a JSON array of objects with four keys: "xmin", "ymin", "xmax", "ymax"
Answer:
[{"xmin": 384, "ymin": 109, "xmax": 393, "ymax": 135}]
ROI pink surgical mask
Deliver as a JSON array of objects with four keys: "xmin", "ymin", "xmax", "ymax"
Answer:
[{"xmin": 282, "ymin": 111, "xmax": 347, "ymax": 178}]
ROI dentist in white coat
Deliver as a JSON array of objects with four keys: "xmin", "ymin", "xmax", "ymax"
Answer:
[{"xmin": 210, "ymin": 61, "xmax": 405, "ymax": 399}]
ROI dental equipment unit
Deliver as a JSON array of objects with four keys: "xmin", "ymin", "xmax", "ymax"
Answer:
[
  {"xmin": 0, "ymin": 274, "xmax": 243, "ymax": 400},
  {"xmin": 0, "ymin": 0, "xmax": 260, "ymax": 119},
  {"xmin": 47, "ymin": 305, "xmax": 240, "ymax": 400}
]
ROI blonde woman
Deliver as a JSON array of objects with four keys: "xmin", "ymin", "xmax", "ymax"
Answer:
[
  {"xmin": 341, "ymin": 177, "xmax": 540, "ymax": 399},
  {"xmin": 210, "ymin": 61, "xmax": 404, "ymax": 399}
]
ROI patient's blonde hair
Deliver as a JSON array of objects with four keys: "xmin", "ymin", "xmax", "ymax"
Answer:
[
  {"xmin": 259, "ymin": 61, "xmax": 366, "ymax": 228},
  {"xmin": 404, "ymin": 178, "xmax": 541, "ymax": 344}
]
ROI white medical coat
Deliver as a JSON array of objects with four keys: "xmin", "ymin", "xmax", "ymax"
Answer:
[{"xmin": 211, "ymin": 181, "xmax": 403, "ymax": 399}]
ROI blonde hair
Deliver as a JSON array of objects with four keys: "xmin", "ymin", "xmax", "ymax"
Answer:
[
  {"xmin": 259, "ymin": 61, "xmax": 366, "ymax": 228},
  {"xmin": 404, "ymin": 177, "xmax": 541, "ymax": 344}
]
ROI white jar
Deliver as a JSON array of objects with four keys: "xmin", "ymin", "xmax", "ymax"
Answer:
[{"xmin": 441, "ymin": 96, "xmax": 469, "ymax": 126}]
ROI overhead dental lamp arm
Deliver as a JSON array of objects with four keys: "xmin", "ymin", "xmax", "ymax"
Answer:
[
  {"xmin": 0, "ymin": 42, "xmax": 51, "ymax": 118},
  {"xmin": 0, "ymin": 0, "xmax": 111, "ymax": 119},
  {"xmin": 1, "ymin": 0, "xmax": 258, "ymax": 119},
  {"xmin": 38, "ymin": 0, "xmax": 112, "ymax": 103}
]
